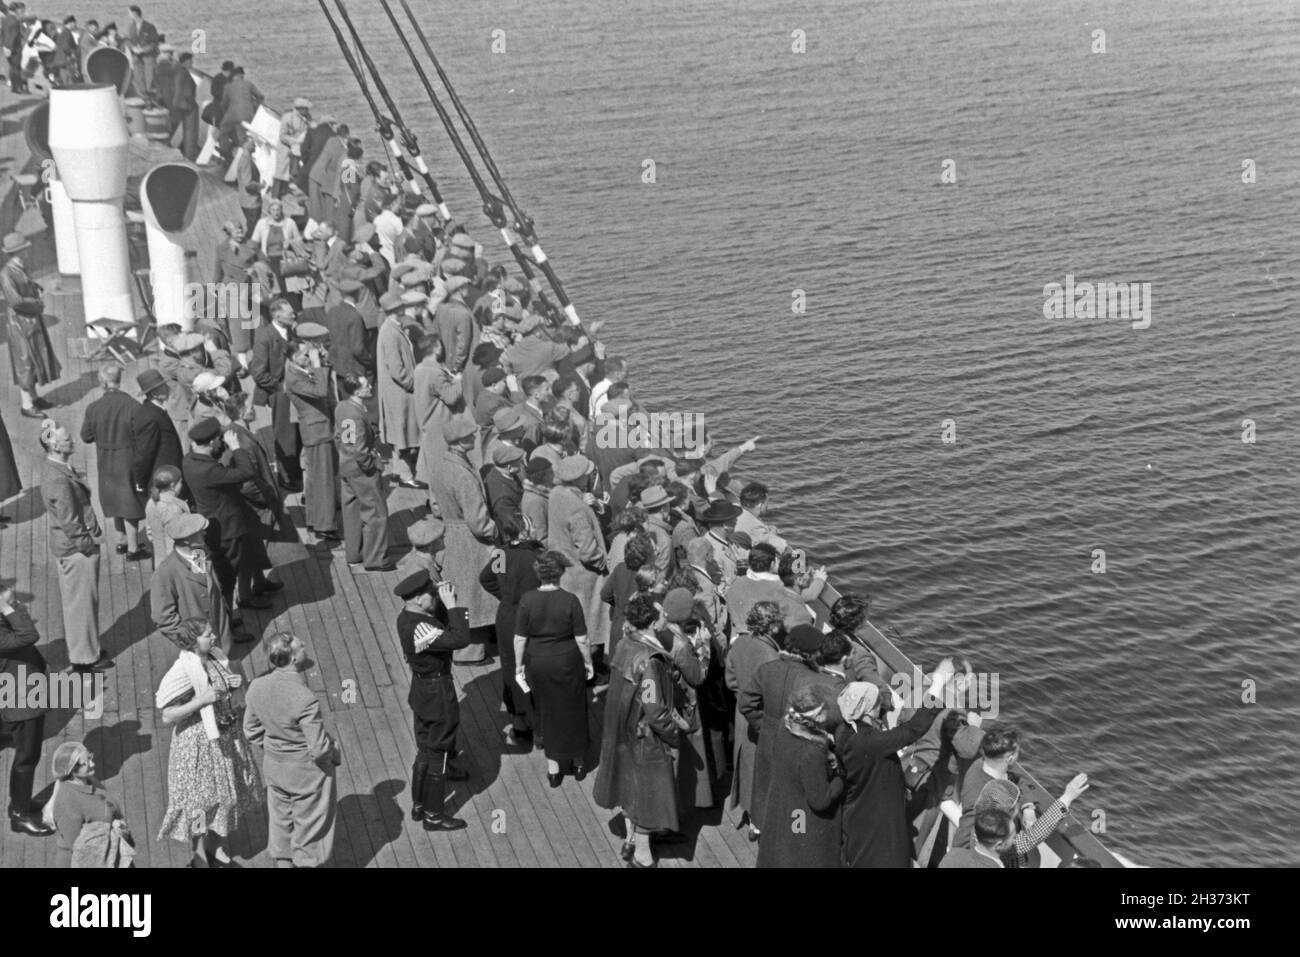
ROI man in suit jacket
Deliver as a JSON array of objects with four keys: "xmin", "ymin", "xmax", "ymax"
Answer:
[
  {"xmin": 243, "ymin": 632, "xmax": 340, "ymax": 867},
  {"xmin": 182, "ymin": 417, "xmax": 280, "ymax": 611},
  {"xmin": 323, "ymin": 280, "xmax": 371, "ymax": 379},
  {"xmin": 124, "ymin": 5, "xmax": 159, "ymax": 101},
  {"xmin": 171, "ymin": 51, "xmax": 200, "ymax": 161},
  {"xmin": 132, "ymin": 366, "xmax": 183, "ymax": 500},
  {"xmin": 150, "ymin": 513, "xmax": 244, "ymax": 647},
  {"xmin": 250, "ymin": 299, "xmax": 301, "ymax": 491},
  {"xmin": 0, "ymin": 585, "xmax": 55, "ymax": 836}
]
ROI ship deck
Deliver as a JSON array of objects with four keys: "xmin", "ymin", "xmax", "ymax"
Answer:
[{"xmin": 0, "ymin": 96, "xmax": 760, "ymax": 868}]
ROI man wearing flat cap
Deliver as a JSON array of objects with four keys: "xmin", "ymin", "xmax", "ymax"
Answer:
[
  {"xmin": 334, "ymin": 373, "xmax": 393, "ymax": 571},
  {"xmin": 433, "ymin": 274, "xmax": 477, "ymax": 376},
  {"xmin": 428, "ymin": 417, "xmax": 498, "ymax": 664},
  {"xmin": 323, "ymin": 278, "xmax": 373, "ymax": 380},
  {"xmin": 394, "ymin": 571, "xmax": 472, "ymax": 831},
  {"xmin": 408, "ymin": 203, "xmax": 442, "ymax": 260},
  {"xmin": 483, "ymin": 442, "xmax": 526, "ymax": 536},
  {"xmin": 150, "ymin": 513, "xmax": 246, "ymax": 648},
  {"xmin": 397, "ymin": 517, "xmax": 446, "ymax": 582}
]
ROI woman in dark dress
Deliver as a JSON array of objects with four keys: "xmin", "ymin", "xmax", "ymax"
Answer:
[
  {"xmin": 514, "ymin": 550, "xmax": 593, "ymax": 786},
  {"xmin": 755, "ymin": 683, "xmax": 845, "ymax": 868},
  {"xmin": 479, "ymin": 513, "xmax": 543, "ymax": 749}
]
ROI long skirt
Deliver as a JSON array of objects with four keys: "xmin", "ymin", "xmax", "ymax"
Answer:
[
  {"xmin": 5, "ymin": 312, "xmax": 60, "ymax": 391},
  {"xmin": 56, "ymin": 551, "xmax": 100, "ymax": 665},
  {"xmin": 524, "ymin": 643, "xmax": 588, "ymax": 763},
  {"xmin": 301, "ymin": 441, "xmax": 338, "ymax": 532},
  {"xmin": 158, "ymin": 713, "xmax": 263, "ymax": 843}
]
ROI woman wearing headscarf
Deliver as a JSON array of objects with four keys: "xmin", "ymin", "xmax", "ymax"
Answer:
[
  {"xmin": 740, "ymin": 626, "xmax": 848, "ymax": 838},
  {"xmin": 478, "ymin": 512, "xmax": 542, "ymax": 749},
  {"xmin": 836, "ymin": 659, "xmax": 954, "ymax": 869},
  {"xmin": 155, "ymin": 617, "xmax": 261, "ymax": 867},
  {"xmin": 755, "ymin": 683, "xmax": 845, "ymax": 868},
  {"xmin": 47, "ymin": 741, "xmax": 133, "ymax": 868},
  {"xmin": 546, "ymin": 453, "xmax": 609, "ymax": 652},
  {"xmin": 593, "ymin": 593, "xmax": 683, "ymax": 868},
  {"xmin": 39, "ymin": 418, "xmax": 108, "ymax": 673},
  {"xmin": 725, "ymin": 601, "xmax": 786, "ymax": 838},
  {"xmin": 514, "ymin": 550, "xmax": 592, "ymax": 786}
]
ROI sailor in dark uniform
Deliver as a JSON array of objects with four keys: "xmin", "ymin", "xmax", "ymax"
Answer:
[{"xmin": 395, "ymin": 570, "xmax": 472, "ymax": 832}]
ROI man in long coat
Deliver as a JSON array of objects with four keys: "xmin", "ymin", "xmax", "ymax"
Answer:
[
  {"xmin": 285, "ymin": 336, "xmax": 338, "ymax": 540},
  {"xmin": 427, "ymin": 419, "xmax": 496, "ymax": 664},
  {"xmin": 376, "ymin": 296, "xmax": 422, "ymax": 489},
  {"xmin": 1, "ymin": 233, "xmax": 59, "ymax": 415},
  {"xmin": 130, "ymin": 368, "xmax": 183, "ymax": 499},
  {"xmin": 80, "ymin": 364, "xmax": 147, "ymax": 559},
  {"xmin": 250, "ymin": 299, "xmax": 301, "ymax": 491},
  {"xmin": 413, "ymin": 337, "xmax": 465, "ymax": 498},
  {"xmin": 244, "ymin": 632, "xmax": 340, "ymax": 867},
  {"xmin": 150, "ymin": 513, "xmax": 242, "ymax": 648},
  {"xmin": 546, "ymin": 455, "xmax": 609, "ymax": 650},
  {"xmin": 307, "ymin": 123, "xmax": 345, "ymax": 227},
  {"xmin": 432, "ymin": 275, "xmax": 476, "ymax": 375}
]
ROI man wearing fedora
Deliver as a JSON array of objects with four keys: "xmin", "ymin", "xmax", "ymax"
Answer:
[
  {"xmin": 1, "ymin": 231, "xmax": 59, "ymax": 418},
  {"xmin": 691, "ymin": 499, "xmax": 744, "ymax": 586},
  {"xmin": 131, "ymin": 367, "xmax": 183, "ymax": 501},
  {"xmin": 150, "ymin": 513, "xmax": 248, "ymax": 648}
]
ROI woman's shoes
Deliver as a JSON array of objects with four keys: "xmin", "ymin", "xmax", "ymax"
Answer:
[
  {"xmin": 547, "ymin": 771, "xmax": 562, "ymax": 789},
  {"xmin": 626, "ymin": 856, "xmax": 657, "ymax": 869},
  {"xmin": 206, "ymin": 850, "xmax": 239, "ymax": 868},
  {"xmin": 572, "ymin": 764, "xmax": 587, "ymax": 782},
  {"xmin": 620, "ymin": 840, "xmax": 635, "ymax": 863}
]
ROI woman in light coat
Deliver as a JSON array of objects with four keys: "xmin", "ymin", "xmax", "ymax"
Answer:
[
  {"xmin": 413, "ymin": 334, "xmax": 467, "ymax": 499},
  {"xmin": 376, "ymin": 302, "xmax": 421, "ymax": 486},
  {"xmin": 546, "ymin": 454, "xmax": 609, "ymax": 651}
]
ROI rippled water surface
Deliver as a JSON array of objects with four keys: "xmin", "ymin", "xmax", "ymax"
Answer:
[{"xmin": 54, "ymin": 0, "xmax": 1300, "ymax": 865}]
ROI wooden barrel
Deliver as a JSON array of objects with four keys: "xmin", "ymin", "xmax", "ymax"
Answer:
[
  {"xmin": 143, "ymin": 107, "xmax": 171, "ymax": 142},
  {"xmin": 123, "ymin": 97, "xmax": 147, "ymax": 137}
]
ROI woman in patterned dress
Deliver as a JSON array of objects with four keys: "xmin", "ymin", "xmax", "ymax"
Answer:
[{"xmin": 155, "ymin": 618, "xmax": 261, "ymax": 867}]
